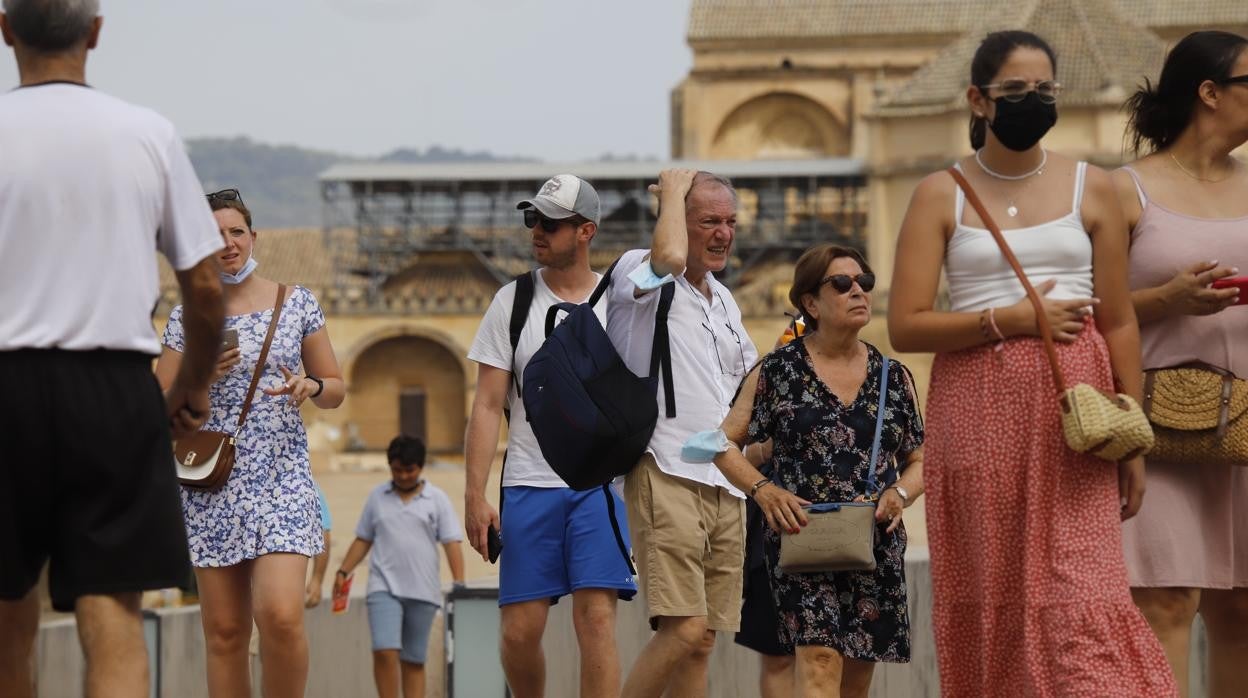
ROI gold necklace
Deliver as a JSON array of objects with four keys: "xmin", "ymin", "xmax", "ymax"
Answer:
[{"xmin": 1169, "ymin": 151, "xmax": 1232, "ymax": 183}]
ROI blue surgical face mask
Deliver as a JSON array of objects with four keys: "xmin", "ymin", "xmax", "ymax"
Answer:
[
  {"xmin": 220, "ymin": 255, "xmax": 258, "ymax": 285},
  {"xmin": 681, "ymin": 429, "xmax": 731, "ymax": 464}
]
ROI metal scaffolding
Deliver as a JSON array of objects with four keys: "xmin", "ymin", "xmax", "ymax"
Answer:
[{"xmin": 320, "ymin": 159, "xmax": 869, "ymax": 303}]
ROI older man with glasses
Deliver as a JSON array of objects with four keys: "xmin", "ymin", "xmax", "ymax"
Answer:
[
  {"xmin": 0, "ymin": 1, "xmax": 225, "ymax": 696},
  {"xmin": 606, "ymin": 169, "xmax": 759, "ymax": 698}
]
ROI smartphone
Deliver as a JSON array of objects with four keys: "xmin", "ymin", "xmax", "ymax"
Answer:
[
  {"xmin": 1211, "ymin": 276, "xmax": 1248, "ymax": 305},
  {"xmin": 221, "ymin": 328, "xmax": 239, "ymax": 351},
  {"xmin": 487, "ymin": 525, "xmax": 503, "ymax": 564}
]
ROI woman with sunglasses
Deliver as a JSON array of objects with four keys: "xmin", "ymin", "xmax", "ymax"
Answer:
[
  {"xmin": 155, "ymin": 189, "xmax": 345, "ymax": 698},
  {"xmin": 1114, "ymin": 31, "xmax": 1248, "ymax": 695},
  {"xmin": 888, "ymin": 31, "xmax": 1176, "ymax": 696},
  {"xmin": 706, "ymin": 243, "xmax": 925, "ymax": 697}
]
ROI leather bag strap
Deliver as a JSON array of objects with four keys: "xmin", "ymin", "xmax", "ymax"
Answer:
[
  {"xmin": 947, "ymin": 167, "xmax": 1068, "ymax": 394},
  {"xmin": 235, "ymin": 284, "xmax": 286, "ymax": 431}
]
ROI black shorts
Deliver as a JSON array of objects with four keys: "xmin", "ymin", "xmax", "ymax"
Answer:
[
  {"xmin": 0, "ymin": 349, "xmax": 190, "ymax": 611},
  {"xmin": 734, "ymin": 499, "xmax": 791, "ymax": 657}
]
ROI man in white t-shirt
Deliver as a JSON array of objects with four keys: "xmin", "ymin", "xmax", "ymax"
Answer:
[
  {"xmin": 607, "ymin": 169, "xmax": 758, "ymax": 698},
  {"xmin": 465, "ymin": 175, "xmax": 636, "ymax": 698},
  {"xmin": 0, "ymin": 3, "xmax": 225, "ymax": 696}
]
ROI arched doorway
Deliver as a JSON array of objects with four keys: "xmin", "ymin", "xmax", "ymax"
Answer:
[
  {"xmin": 710, "ymin": 92, "xmax": 849, "ymax": 159},
  {"xmin": 348, "ymin": 336, "xmax": 466, "ymax": 454}
]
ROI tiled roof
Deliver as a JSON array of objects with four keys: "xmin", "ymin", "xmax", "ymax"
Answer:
[
  {"xmin": 688, "ymin": 0, "xmax": 992, "ymax": 42},
  {"xmin": 875, "ymin": 0, "xmax": 1167, "ymax": 114},
  {"xmin": 688, "ymin": 0, "xmax": 1247, "ymax": 42},
  {"xmin": 1127, "ymin": 0, "xmax": 1248, "ymax": 29}
]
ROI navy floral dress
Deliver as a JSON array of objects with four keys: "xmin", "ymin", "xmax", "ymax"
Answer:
[
  {"xmin": 164, "ymin": 286, "xmax": 326, "ymax": 567},
  {"xmin": 748, "ymin": 339, "xmax": 924, "ymax": 661}
]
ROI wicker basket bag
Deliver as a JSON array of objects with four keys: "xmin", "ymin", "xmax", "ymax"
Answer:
[
  {"xmin": 1143, "ymin": 364, "xmax": 1248, "ymax": 466},
  {"xmin": 949, "ymin": 168, "xmax": 1154, "ymax": 462}
]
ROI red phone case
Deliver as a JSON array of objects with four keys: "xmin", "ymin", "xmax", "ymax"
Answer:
[
  {"xmin": 1211, "ymin": 276, "xmax": 1248, "ymax": 305},
  {"xmin": 332, "ymin": 573, "xmax": 353, "ymax": 615}
]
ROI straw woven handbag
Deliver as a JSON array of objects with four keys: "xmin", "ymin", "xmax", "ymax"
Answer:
[
  {"xmin": 1143, "ymin": 364, "xmax": 1248, "ymax": 466},
  {"xmin": 174, "ymin": 284, "xmax": 285, "ymax": 490},
  {"xmin": 948, "ymin": 168, "xmax": 1154, "ymax": 462}
]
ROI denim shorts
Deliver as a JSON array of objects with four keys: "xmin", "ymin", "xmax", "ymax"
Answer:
[{"xmin": 366, "ymin": 591, "xmax": 439, "ymax": 664}]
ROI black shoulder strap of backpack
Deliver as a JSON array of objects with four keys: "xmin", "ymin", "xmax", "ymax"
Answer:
[
  {"xmin": 602, "ymin": 483, "xmax": 637, "ymax": 576},
  {"xmin": 587, "ymin": 257, "xmax": 620, "ymax": 307},
  {"xmin": 498, "ymin": 271, "xmax": 535, "ymax": 534},
  {"xmin": 598, "ymin": 255, "xmax": 676, "ymax": 418},
  {"xmin": 508, "ymin": 271, "xmax": 535, "ymax": 398},
  {"xmin": 649, "ymin": 282, "xmax": 676, "ymax": 418}
]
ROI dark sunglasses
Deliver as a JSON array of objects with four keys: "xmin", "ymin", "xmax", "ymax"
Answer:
[
  {"xmin": 523, "ymin": 208, "xmax": 580, "ymax": 233},
  {"xmin": 819, "ymin": 272, "xmax": 876, "ymax": 294},
  {"xmin": 207, "ymin": 188, "xmax": 244, "ymax": 206},
  {"xmin": 1222, "ymin": 75, "xmax": 1248, "ymax": 86}
]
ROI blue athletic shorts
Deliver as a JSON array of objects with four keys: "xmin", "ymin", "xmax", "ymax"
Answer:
[
  {"xmin": 499, "ymin": 486, "xmax": 637, "ymax": 606},
  {"xmin": 366, "ymin": 591, "xmax": 439, "ymax": 664}
]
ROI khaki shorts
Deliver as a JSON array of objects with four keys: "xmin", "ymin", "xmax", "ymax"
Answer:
[{"xmin": 624, "ymin": 454, "xmax": 745, "ymax": 632}]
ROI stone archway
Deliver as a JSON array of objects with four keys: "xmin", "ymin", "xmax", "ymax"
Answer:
[
  {"xmin": 710, "ymin": 92, "xmax": 849, "ymax": 159},
  {"xmin": 347, "ymin": 335, "xmax": 466, "ymax": 454}
]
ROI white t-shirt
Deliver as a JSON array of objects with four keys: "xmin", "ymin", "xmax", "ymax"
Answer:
[
  {"xmin": 0, "ymin": 83, "xmax": 222, "ymax": 354},
  {"xmin": 467, "ymin": 269, "xmax": 608, "ymax": 487},
  {"xmin": 607, "ymin": 248, "xmax": 758, "ymax": 497}
]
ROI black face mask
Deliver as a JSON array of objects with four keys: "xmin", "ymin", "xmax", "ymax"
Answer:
[{"xmin": 988, "ymin": 92, "xmax": 1058, "ymax": 152}]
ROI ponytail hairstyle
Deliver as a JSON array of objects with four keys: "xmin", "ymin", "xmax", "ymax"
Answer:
[
  {"xmin": 1125, "ymin": 31, "xmax": 1248, "ymax": 154},
  {"xmin": 968, "ymin": 30, "xmax": 1058, "ymax": 149}
]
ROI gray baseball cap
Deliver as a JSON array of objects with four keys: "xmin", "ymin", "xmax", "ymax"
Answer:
[{"xmin": 516, "ymin": 174, "xmax": 601, "ymax": 225}]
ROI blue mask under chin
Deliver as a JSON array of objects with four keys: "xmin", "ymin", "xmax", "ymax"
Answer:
[{"xmin": 220, "ymin": 256, "xmax": 258, "ymax": 285}]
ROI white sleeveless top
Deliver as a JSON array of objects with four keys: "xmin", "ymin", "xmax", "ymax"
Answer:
[{"xmin": 945, "ymin": 161, "xmax": 1094, "ymax": 312}]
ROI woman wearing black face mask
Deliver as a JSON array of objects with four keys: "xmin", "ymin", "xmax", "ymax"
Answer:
[{"xmin": 888, "ymin": 30, "xmax": 1177, "ymax": 696}]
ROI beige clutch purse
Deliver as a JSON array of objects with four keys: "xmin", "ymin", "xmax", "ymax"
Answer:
[{"xmin": 779, "ymin": 503, "xmax": 877, "ymax": 573}]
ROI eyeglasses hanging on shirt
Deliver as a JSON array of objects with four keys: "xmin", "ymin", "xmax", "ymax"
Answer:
[{"xmin": 683, "ymin": 283, "xmax": 747, "ymax": 377}]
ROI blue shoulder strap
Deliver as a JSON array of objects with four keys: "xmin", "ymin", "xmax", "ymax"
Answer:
[{"xmin": 864, "ymin": 355, "xmax": 890, "ymax": 496}]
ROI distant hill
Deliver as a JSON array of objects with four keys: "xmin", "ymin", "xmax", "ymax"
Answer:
[{"xmin": 186, "ymin": 137, "xmax": 534, "ymax": 227}]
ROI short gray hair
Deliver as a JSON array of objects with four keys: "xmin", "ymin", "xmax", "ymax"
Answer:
[
  {"xmin": 688, "ymin": 171, "xmax": 739, "ymax": 207},
  {"xmin": 2, "ymin": 0, "xmax": 99, "ymax": 52}
]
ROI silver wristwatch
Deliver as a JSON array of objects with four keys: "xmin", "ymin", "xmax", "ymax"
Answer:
[{"xmin": 889, "ymin": 485, "xmax": 909, "ymax": 504}]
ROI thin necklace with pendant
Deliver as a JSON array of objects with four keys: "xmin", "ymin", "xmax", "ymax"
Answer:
[{"xmin": 975, "ymin": 148, "xmax": 1047, "ymax": 217}]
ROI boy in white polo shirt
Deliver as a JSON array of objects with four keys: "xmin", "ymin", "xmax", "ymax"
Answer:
[{"xmin": 335, "ymin": 436, "xmax": 464, "ymax": 698}]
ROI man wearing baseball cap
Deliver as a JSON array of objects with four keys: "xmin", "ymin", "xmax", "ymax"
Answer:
[{"xmin": 464, "ymin": 175, "xmax": 636, "ymax": 697}]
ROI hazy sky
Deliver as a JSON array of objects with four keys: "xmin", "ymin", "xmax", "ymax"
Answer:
[{"xmin": 0, "ymin": 0, "xmax": 694, "ymax": 161}]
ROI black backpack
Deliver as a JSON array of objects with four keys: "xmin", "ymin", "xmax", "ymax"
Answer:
[
  {"xmin": 503, "ymin": 262, "xmax": 675, "ymax": 575},
  {"xmin": 522, "ymin": 258, "xmax": 675, "ymax": 488}
]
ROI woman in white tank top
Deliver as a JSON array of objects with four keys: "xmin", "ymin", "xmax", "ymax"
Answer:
[{"xmin": 886, "ymin": 30, "xmax": 1176, "ymax": 697}]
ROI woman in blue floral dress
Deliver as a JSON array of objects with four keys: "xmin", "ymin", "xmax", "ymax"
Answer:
[
  {"xmin": 156, "ymin": 189, "xmax": 344, "ymax": 698},
  {"xmin": 711, "ymin": 244, "xmax": 925, "ymax": 697}
]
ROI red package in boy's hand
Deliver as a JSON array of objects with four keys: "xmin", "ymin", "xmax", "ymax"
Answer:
[{"xmin": 332, "ymin": 573, "xmax": 353, "ymax": 615}]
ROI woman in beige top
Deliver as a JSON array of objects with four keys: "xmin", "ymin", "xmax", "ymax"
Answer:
[{"xmin": 1113, "ymin": 30, "xmax": 1248, "ymax": 697}]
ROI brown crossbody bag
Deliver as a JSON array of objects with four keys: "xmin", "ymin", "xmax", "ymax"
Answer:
[
  {"xmin": 948, "ymin": 168, "xmax": 1154, "ymax": 462},
  {"xmin": 174, "ymin": 284, "xmax": 285, "ymax": 489}
]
